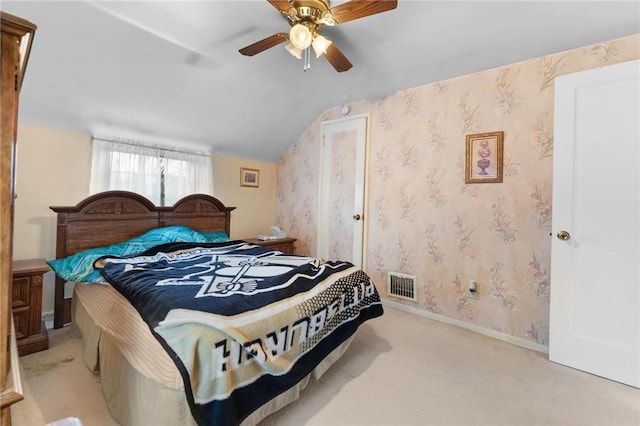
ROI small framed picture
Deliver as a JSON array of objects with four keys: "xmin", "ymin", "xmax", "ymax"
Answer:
[
  {"xmin": 240, "ymin": 167, "xmax": 260, "ymax": 188},
  {"xmin": 465, "ymin": 131, "xmax": 504, "ymax": 183}
]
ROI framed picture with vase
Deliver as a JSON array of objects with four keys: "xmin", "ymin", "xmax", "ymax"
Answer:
[{"xmin": 465, "ymin": 131, "xmax": 504, "ymax": 183}]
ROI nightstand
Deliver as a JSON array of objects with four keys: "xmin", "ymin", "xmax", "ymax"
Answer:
[
  {"xmin": 12, "ymin": 258, "xmax": 50, "ymax": 356},
  {"xmin": 245, "ymin": 238, "xmax": 297, "ymax": 255}
]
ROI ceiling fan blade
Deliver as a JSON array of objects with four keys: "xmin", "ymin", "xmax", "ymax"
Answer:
[
  {"xmin": 267, "ymin": 0, "xmax": 293, "ymax": 13},
  {"xmin": 324, "ymin": 44, "xmax": 353, "ymax": 72},
  {"xmin": 330, "ymin": 0, "xmax": 398, "ymax": 24},
  {"xmin": 239, "ymin": 33, "xmax": 289, "ymax": 56}
]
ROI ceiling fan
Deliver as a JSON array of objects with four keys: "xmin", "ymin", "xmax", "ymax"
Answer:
[{"xmin": 239, "ymin": 0, "xmax": 398, "ymax": 72}]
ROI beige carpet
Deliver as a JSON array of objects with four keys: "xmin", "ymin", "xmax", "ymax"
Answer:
[{"xmin": 11, "ymin": 307, "xmax": 640, "ymax": 426}]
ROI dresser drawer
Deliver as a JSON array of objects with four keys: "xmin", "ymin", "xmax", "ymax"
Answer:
[
  {"xmin": 12, "ymin": 307, "xmax": 29, "ymax": 340},
  {"xmin": 244, "ymin": 238, "xmax": 297, "ymax": 255},
  {"xmin": 12, "ymin": 276, "xmax": 31, "ymax": 308},
  {"xmin": 12, "ymin": 259, "xmax": 50, "ymax": 356},
  {"xmin": 264, "ymin": 241, "xmax": 295, "ymax": 253}
]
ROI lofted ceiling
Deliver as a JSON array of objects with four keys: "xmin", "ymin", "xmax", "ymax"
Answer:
[{"xmin": 2, "ymin": 1, "xmax": 639, "ymax": 162}]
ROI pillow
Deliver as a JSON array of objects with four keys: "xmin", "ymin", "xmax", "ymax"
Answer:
[
  {"xmin": 201, "ymin": 231, "xmax": 230, "ymax": 243},
  {"xmin": 131, "ymin": 226, "xmax": 209, "ymax": 245},
  {"xmin": 47, "ymin": 225, "xmax": 209, "ymax": 283}
]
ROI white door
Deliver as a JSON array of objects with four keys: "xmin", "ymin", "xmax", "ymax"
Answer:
[
  {"xmin": 318, "ymin": 114, "xmax": 368, "ymax": 268},
  {"xmin": 550, "ymin": 59, "xmax": 639, "ymax": 388}
]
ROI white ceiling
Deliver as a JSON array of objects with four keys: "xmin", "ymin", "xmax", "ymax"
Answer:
[{"xmin": 3, "ymin": 1, "xmax": 639, "ymax": 162}]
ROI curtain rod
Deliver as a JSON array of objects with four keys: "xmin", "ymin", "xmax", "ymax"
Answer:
[{"xmin": 92, "ymin": 136, "xmax": 210, "ymax": 157}]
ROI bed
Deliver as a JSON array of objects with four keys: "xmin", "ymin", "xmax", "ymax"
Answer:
[{"xmin": 48, "ymin": 191, "xmax": 383, "ymax": 426}]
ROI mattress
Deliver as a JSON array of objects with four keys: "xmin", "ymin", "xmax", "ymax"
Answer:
[{"xmin": 72, "ymin": 282, "xmax": 354, "ymax": 425}]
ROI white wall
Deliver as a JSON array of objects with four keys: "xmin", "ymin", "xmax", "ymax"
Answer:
[
  {"xmin": 212, "ymin": 154, "xmax": 277, "ymax": 240},
  {"xmin": 13, "ymin": 124, "xmax": 277, "ymax": 316}
]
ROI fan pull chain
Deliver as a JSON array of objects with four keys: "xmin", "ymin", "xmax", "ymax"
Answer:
[{"xmin": 303, "ymin": 46, "xmax": 311, "ymax": 72}]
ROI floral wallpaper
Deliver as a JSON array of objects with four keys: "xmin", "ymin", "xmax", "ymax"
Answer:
[{"xmin": 276, "ymin": 34, "xmax": 639, "ymax": 348}]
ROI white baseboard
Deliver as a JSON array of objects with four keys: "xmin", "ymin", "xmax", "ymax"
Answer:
[
  {"xmin": 382, "ymin": 299, "xmax": 549, "ymax": 354},
  {"xmin": 42, "ymin": 310, "xmax": 54, "ymax": 330}
]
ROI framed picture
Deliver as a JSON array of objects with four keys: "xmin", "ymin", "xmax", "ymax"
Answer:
[
  {"xmin": 465, "ymin": 131, "xmax": 504, "ymax": 183},
  {"xmin": 240, "ymin": 167, "xmax": 260, "ymax": 188}
]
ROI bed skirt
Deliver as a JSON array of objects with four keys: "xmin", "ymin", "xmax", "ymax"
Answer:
[{"xmin": 71, "ymin": 283, "xmax": 354, "ymax": 426}]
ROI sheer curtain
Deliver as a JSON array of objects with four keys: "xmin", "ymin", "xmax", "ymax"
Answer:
[{"xmin": 90, "ymin": 138, "xmax": 213, "ymax": 206}]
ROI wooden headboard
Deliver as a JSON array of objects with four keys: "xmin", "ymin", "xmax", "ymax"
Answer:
[{"xmin": 50, "ymin": 190, "xmax": 236, "ymax": 329}]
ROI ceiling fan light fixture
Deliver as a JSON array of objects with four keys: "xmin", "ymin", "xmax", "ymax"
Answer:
[
  {"xmin": 285, "ymin": 42, "xmax": 303, "ymax": 59},
  {"xmin": 240, "ymin": 0, "xmax": 398, "ymax": 72},
  {"xmin": 319, "ymin": 10, "xmax": 336, "ymax": 26},
  {"xmin": 289, "ymin": 23, "xmax": 312, "ymax": 50},
  {"xmin": 312, "ymin": 34, "xmax": 332, "ymax": 58}
]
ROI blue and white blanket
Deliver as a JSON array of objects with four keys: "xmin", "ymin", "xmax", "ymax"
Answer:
[{"xmin": 96, "ymin": 241, "xmax": 383, "ymax": 425}]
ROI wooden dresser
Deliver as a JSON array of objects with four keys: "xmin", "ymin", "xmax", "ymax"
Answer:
[
  {"xmin": 1, "ymin": 11, "xmax": 36, "ymax": 426},
  {"xmin": 12, "ymin": 259, "xmax": 50, "ymax": 356},
  {"xmin": 245, "ymin": 238, "xmax": 297, "ymax": 255}
]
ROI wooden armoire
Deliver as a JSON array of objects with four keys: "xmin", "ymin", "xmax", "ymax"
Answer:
[{"xmin": 0, "ymin": 11, "xmax": 36, "ymax": 426}]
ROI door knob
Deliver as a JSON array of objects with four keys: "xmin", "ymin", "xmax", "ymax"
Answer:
[
  {"xmin": 557, "ymin": 230, "xmax": 571, "ymax": 241},
  {"xmin": 353, "ymin": 214, "xmax": 362, "ymax": 221}
]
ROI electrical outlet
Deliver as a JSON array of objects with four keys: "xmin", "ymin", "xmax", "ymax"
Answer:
[{"xmin": 468, "ymin": 280, "xmax": 479, "ymax": 299}]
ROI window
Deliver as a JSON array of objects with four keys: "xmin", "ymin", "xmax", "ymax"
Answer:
[{"xmin": 90, "ymin": 137, "xmax": 213, "ymax": 206}]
